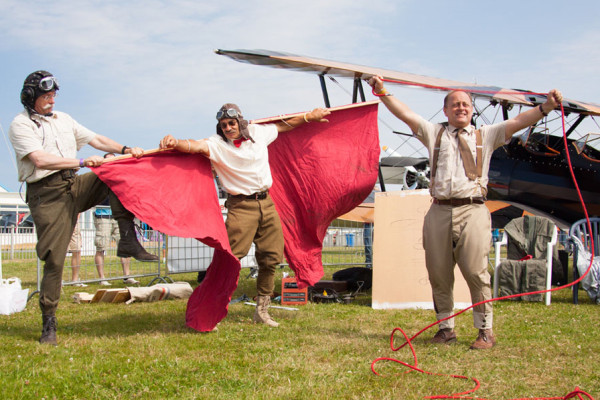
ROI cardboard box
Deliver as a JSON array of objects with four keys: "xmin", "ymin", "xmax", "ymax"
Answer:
[{"xmin": 372, "ymin": 190, "xmax": 472, "ymax": 310}]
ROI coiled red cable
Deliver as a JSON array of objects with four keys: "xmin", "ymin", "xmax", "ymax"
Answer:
[{"xmin": 370, "ymin": 78, "xmax": 596, "ymax": 400}]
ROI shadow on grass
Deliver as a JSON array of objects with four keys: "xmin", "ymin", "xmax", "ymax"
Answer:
[
  {"xmin": 2, "ymin": 309, "xmax": 192, "ymax": 342},
  {"xmin": 5, "ymin": 292, "xmax": 381, "ymax": 343}
]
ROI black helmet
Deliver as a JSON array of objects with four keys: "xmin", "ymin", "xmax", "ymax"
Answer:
[{"xmin": 20, "ymin": 70, "xmax": 59, "ymax": 113}]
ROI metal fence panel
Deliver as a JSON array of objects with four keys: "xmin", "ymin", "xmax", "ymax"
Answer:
[
  {"xmin": 165, "ymin": 236, "xmax": 258, "ymax": 273},
  {"xmin": 61, "ymin": 218, "xmax": 161, "ymax": 286},
  {"xmin": 2, "ymin": 201, "xmax": 374, "ymax": 286},
  {"xmin": 163, "ymin": 218, "xmax": 374, "ymax": 277},
  {"xmin": 1, "ymin": 205, "xmax": 161, "ymax": 286}
]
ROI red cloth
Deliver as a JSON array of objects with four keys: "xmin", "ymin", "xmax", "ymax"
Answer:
[
  {"xmin": 92, "ymin": 152, "xmax": 240, "ymax": 331},
  {"xmin": 266, "ymin": 103, "xmax": 380, "ymax": 287},
  {"xmin": 92, "ymin": 102, "xmax": 379, "ymax": 331}
]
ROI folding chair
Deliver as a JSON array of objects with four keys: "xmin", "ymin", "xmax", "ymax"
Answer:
[{"xmin": 493, "ymin": 215, "xmax": 557, "ymax": 305}]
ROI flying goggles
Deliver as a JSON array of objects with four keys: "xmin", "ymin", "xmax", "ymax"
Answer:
[
  {"xmin": 39, "ymin": 76, "xmax": 59, "ymax": 91},
  {"xmin": 216, "ymin": 108, "xmax": 240, "ymax": 120}
]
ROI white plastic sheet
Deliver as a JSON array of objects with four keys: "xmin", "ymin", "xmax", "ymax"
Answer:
[
  {"xmin": 572, "ymin": 237, "xmax": 600, "ymax": 304},
  {"xmin": 0, "ymin": 277, "xmax": 29, "ymax": 315}
]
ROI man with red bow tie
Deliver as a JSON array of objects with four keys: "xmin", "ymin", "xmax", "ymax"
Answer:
[{"xmin": 160, "ymin": 103, "xmax": 329, "ymax": 327}]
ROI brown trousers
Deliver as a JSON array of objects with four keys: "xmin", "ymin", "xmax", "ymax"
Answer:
[
  {"xmin": 224, "ymin": 194, "xmax": 284, "ymax": 296},
  {"xmin": 422, "ymin": 202, "xmax": 493, "ymax": 330},
  {"xmin": 26, "ymin": 172, "xmax": 133, "ymax": 315}
]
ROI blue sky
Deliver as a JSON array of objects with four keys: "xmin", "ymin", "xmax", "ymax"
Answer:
[{"xmin": 1, "ymin": 0, "xmax": 599, "ymax": 192}]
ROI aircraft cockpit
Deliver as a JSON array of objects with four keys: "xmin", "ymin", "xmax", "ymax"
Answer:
[
  {"xmin": 573, "ymin": 133, "xmax": 600, "ymax": 162},
  {"xmin": 517, "ymin": 127, "xmax": 560, "ymax": 157}
]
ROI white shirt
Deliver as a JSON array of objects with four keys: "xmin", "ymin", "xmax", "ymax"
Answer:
[
  {"xmin": 8, "ymin": 110, "xmax": 97, "ymax": 183},
  {"xmin": 415, "ymin": 117, "xmax": 508, "ymax": 199},
  {"xmin": 206, "ymin": 123, "xmax": 278, "ymax": 196}
]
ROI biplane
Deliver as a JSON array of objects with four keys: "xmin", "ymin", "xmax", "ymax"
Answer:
[{"xmin": 216, "ymin": 49, "xmax": 600, "ymax": 228}]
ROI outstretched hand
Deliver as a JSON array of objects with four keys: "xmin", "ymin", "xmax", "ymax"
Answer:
[
  {"xmin": 159, "ymin": 134, "xmax": 177, "ymax": 150},
  {"xmin": 306, "ymin": 108, "xmax": 331, "ymax": 123},
  {"xmin": 128, "ymin": 146, "xmax": 145, "ymax": 158}
]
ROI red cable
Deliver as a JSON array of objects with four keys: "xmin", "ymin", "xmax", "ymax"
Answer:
[{"xmin": 370, "ymin": 80, "xmax": 596, "ymax": 400}]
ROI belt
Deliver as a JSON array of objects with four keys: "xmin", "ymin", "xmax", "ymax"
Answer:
[
  {"xmin": 59, "ymin": 169, "xmax": 77, "ymax": 180},
  {"xmin": 229, "ymin": 190, "xmax": 269, "ymax": 200},
  {"xmin": 433, "ymin": 197, "xmax": 485, "ymax": 206},
  {"xmin": 28, "ymin": 169, "xmax": 77, "ymax": 187}
]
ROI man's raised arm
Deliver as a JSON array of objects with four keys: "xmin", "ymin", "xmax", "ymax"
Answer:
[{"xmin": 367, "ymin": 75, "xmax": 421, "ymax": 134}]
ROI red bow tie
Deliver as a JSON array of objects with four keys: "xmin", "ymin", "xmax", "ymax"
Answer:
[{"xmin": 233, "ymin": 137, "xmax": 248, "ymax": 148}]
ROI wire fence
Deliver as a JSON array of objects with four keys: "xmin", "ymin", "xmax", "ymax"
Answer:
[
  {"xmin": 0, "ymin": 206, "xmax": 162, "ymax": 287},
  {"xmin": 164, "ymin": 218, "xmax": 373, "ymax": 277},
  {"xmin": 0, "ymin": 226, "xmax": 37, "ymax": 262},
  {"xmin": 1, "ymin": 202, "xmax": 373, "ymax": 289},
  {"xmin": 59, "ymin": 223, "xmax": 163, "ymax": 286}
]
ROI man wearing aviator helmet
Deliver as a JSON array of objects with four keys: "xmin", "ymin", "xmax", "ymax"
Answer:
[
  {"xmin": 8, "ymin": 70, "xmax": 159, "ymax": 345},
  {"xmin": 160, "ymin": 103, "xmax": 330, "ymax": 327}
]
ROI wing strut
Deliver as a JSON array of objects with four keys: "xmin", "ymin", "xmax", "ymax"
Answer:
[
  {"xmin": 352, "ymin": 77, "xmax": 366, "ymax": 103},
  {"xmin": 501, "ymin": 103, "xmax": 510, "ymax": 121},
  {"xmin": 318, "ymin": 74, "xmax": 331, "ymax": 108},
  {"xmin": 566, "ymin": 114, "xmax": 587, "ymax": 137}
]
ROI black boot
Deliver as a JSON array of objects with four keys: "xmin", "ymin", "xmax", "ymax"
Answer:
[
  {"xmin": 116, "ymin": 219, "xmax": 159, "ymax": 262},
  {"xmin": 40, "ymin": 315, "xmax": 57, "ymax": 345}
]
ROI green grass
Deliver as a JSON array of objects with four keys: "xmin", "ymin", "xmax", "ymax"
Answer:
[{"xmin": 1, "ymin": 261, "xmax": 599, "ymax": 400}]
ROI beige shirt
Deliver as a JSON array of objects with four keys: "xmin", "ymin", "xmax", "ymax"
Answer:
[
  {"xmin": 416, "ymin": 117, "xmax": 508, "ymax": 199},
  {"xmin": 8, "ymin": 110, "xmax": 96, "ymax": 183},
  {"xmin": 206, "ymin": 123, "xmax": 278, "ymax": 196}
]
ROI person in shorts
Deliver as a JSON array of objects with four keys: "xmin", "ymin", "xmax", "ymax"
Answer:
[
  {"xmin": 93, "ymin": 153, "xmax": 139, "ymax": 286},
  {"xmin": 67, "ymin": 216, "xmax": 86, "ymax": 287}
]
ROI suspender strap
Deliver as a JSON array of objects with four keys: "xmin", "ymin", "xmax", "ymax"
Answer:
[
  {"xmin": 431, "ymin": 124, "xmax": 482, "ymax": 182},
  {"xmin": 475, "ymin": 129, "xmax": 482, "ymax": 179},
  {"xmin": 430, "ymin": 125, "xmax": 446, "ymax": 187}
]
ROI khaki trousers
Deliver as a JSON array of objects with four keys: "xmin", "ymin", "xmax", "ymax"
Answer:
[
  {"xmin": 422, "ymin": 202, "xmax": 493, "ymax": 330},
  {"xmin": 224, "ymin": 194, "xmax": 284, "ymax": 296},
  {"xmin": 27, "ymin": 172, "xmax": 133, "ymax": 315}
]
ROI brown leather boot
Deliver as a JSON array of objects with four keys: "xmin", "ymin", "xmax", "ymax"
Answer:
[
  {"xmin": 430, "ymin": 328, "xmax": 457, "ymax": 344},
  {"xmin": 116, "ymin": 219, "xmax": 159, "ymax": 262},
  {"xmin": 253, "ymin": 295, "xmax": 279, "ymax": 327},
  {"xmin": 470, "ymin": 329, "xmax": 496, "ymax": 350},
  {"xmin": 40, "ymin": 315, "xmax": 57, "ymax": 345}
]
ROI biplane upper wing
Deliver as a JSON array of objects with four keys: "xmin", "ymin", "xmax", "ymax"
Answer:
[{"xmin": 216, "ymin": 48, "xmax": 600, "ymax": 116}]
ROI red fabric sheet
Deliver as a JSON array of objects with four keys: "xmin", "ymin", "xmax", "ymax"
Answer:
[
  {"xmin": 266, "ymin": 103, "xmax": 380, "ymax": 287},
  {"xmin": 92, "ymin": 102, "xmax": 379, "ymax": 331},
  {"xmin": 92, "ymin": 152, "xmax": 240, "ymax": 331}
]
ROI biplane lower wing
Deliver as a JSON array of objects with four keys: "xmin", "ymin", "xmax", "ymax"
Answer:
[{"xmin": 215, "ymin": 48, "xmax": 600, "ymax": 116}]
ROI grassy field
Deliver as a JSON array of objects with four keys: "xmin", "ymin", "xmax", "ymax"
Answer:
[{"xmin": 1, "ymin": 259, "xmax": 599, "ymax": 400}]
